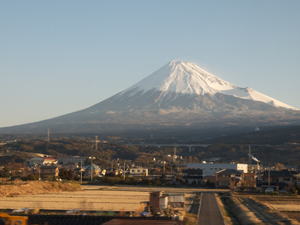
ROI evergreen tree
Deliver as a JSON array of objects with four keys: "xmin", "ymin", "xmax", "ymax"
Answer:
[{"xmin": 1, "ymin": 164, "xmax": 10, "ymax": 177}]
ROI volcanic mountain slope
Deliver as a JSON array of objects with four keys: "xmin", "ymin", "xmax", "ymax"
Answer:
[{"xmin": 1, "ymin": 61, "xmax": 300, "ymax": 134}]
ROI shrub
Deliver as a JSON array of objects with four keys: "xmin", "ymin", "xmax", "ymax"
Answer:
[
  {"xmin": 289, "ymin": 186, "xmax": 298, "ymax": 195},
  {"xmin": 27, "ymin": 174, "xmax": 39, "ymax": 181}
]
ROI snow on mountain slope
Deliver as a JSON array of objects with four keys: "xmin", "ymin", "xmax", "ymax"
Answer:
[{"xmin": 118, "ymin": 61, "xmax": 297, "ymax": 110}]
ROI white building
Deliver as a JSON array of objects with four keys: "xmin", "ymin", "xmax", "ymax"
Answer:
[
  {"xmin": 129, "ymin": 167, "xmax": 148, "ymax": 176},
  {"xmin": 28, "ymin": 157, "xmax": 57, "ymax": 166},
  {"xmin": 187, "ymin": 162, "xmax": 248, "ymax": 177}
]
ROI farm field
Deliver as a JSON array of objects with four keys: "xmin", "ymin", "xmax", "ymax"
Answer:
[
  {"xmin": 253, "ymin": 195, "xmax": 300, "ymax": 222},
  {"xmin": 0, "ymin": 189, "xmax": 149, "ymax": 211},
  {"xmin": 0, "ymin": 185, "xmax": 228, "ymax": 212},
  {"xmin": 253, "ymin": 195, "xmax": 300, "ymax": 211},
  {"xmin": 231, "ymin": 193, "xmax": 300, "ymax": 223}
]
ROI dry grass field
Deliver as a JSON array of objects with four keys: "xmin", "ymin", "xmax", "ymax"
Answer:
[
  {"xmin": 0, "ymin": 190, "xmax": 149, "ymax": 211},
  {"xmin": 253, "ymin": 195, "xmax": 300, "ymax": 211},
  {"xmin": 252, "ymin": 195, "xmax": 300, "ymax": 223},
  {"xmin": 0, "ymin": 181, "xmax": 81, "ymax": 197},
  {"xmin": 231, "ymin": 193, "xmax": 300, "ymax": 223},
  {"xmin": 0, "ymin": 184, "xmax": 228, "ymax": 212}
]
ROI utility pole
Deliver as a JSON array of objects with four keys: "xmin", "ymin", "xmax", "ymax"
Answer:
[
  {"xmin": 95, "ymin": 136, "xmax": 99, "ymax": 151},
  {"xmin": 248, "ymin": 146, "xmax": 251, "ymax": 173},
  {"xmin": 38, "ymin": 166, "xmax": 41, "ymax": 180},
  {"xmin": 268, "ymin": 167, "xmax": 271, "ymax": 187},
  {"xmin": 173, "ymin": 148, "xmax": 176, "ymax": 163},
  {"xmin": 89, "ymin": 157, "xmax": 95, "ymax": 182},
  {"xmin": 123, "ymin": 161, "xmax": 126, "ymax": 180},
  {"xmin": 91, "ymin": 159, "xmax": 93, "ymax": 182},
  {"xmin": 80, "ymin": 160, "xmax": 82, "ymax": 184}
]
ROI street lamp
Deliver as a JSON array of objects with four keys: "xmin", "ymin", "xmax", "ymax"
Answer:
[{"xmin": 89, "ymin": 157, "xmax": 96, "ymax": 182}]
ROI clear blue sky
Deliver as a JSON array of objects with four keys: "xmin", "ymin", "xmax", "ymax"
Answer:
[{"xmin": 1, "ymin": 1, "xmax": 299, "ymax": 128}]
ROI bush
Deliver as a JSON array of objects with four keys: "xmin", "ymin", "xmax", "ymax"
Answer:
[
  {"xmin": 289, "ymin": 186, "xmax": 298, "ymax": 195},
  {"xmin": 0, "ymin": 165, "xmax": 10, "ymax": 178},
  {"xmin": 27, "ymin": 174, "xmax": 39, "ymax": 180},
  {"xmin": 26, "ymin": 174, "xmax": 39, "ymax": 181},
  {"xmin": 205, "ymin": 179, "xmax": 215, "ymax": 188}
]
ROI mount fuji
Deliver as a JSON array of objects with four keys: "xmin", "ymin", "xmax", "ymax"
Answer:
[
  {"xmin": 114, "ymin": 60, "xmax": 296, "ymax": 110},
  {"xmin": 1, "ymin": 61, "xmax": 299, "ymax": 134}
]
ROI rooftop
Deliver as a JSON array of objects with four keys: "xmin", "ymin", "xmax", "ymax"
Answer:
[
  {"xmin": 216, "ymin": 169, "xmax": 242, "ymax": 175},
  {"xmin": 85, "ymin": 164, "xmax": 100, "ymax": 170}
]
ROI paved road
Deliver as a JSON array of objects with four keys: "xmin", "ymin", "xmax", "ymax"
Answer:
[{"xmin": 198, "ymin": 193, "xmax": 224, "ymax": 225}]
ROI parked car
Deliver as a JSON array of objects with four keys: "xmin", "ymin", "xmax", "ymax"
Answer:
[{"xmin": 265, "ymin": 187, "xmax": 274, "ymax": 192}]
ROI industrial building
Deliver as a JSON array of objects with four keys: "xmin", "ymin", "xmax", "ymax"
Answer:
[{"xmin": 187, "ymin": 161, "xmax": 248, "ymax": 177}]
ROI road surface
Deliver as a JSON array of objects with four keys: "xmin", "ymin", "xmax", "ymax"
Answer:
[{"xmin": 198, "ymin": 193, "xmax": 224, "ymax": 225}]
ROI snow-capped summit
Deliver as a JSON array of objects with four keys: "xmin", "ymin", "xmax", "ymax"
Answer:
[
  {"xmin": 118, "ymin": 60, "xmax": 296, "ymax": 110},
  {"xmin": 122, "ymin": 60, "xmax": 236, "ymax": 95}
]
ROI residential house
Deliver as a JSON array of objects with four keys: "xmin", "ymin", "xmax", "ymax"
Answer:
[
  {"xmin": 8, "ymin": 163, "xmax": 25, "ymax": 176},
  {"xmin": 130, "ymin": 167, "xmax": 148, "ymax": 176},
  {"xmin": 106, "ymin": 168, "xmax": 118, "ymax": 176},
  {"xmin": 28, "ymin": 157, "xmax": 57, "ymax": 166},
  {"xmin": 63, "ymin": 162, "xmax": 79, "ymax": 170},
  {"xmin": 215, "ymin": 169, "xmax": 243, "ymax": 189},
  {"xmin": 42, "ymin": 157, "xmax": 58, "ymax": 165},
  {"xmin": 242, "ymin": 173, "xmax": 257, "ymax": 189},
  {"xmin": 182, "ymin": 168, "xmax": 203, "ymax": 184},
  {"xmin": 40, "ymin": 165, "xmax": 59, "ymax": 178},
  {"xmin": 28, "ymin": 157, "xmax": 44, "ymax": 166},
  {"xmin": 100, "ymin": 169, "xmax": 106, "ymax": 176},
  {"xmin": 262, "ymin": 170, "xmax": 298, "ymax": 187},
  {"xmin": 85, "ymin": 164, "xmax": 101, "ymax": 177},
  {"xmin": 286, "ymin": 165, "xmax": 299, "ymax": 171}
]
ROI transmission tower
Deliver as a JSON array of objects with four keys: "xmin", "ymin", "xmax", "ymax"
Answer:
[{"xmin": 47, "ymin": 128, "xmax": 50, "ymax": 142}]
